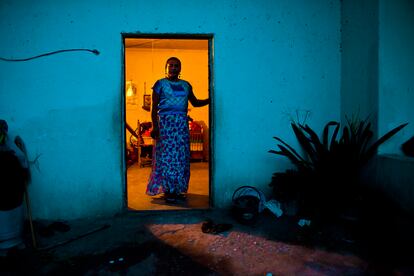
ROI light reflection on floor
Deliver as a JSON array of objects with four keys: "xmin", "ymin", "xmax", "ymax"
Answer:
[
  {"xmin": 127, "ymin": 162, "xmax": 209, "ymax": 211},
  {"xmin": 146, "ymin": 223, "xmax": 368, "ymax": 275}
]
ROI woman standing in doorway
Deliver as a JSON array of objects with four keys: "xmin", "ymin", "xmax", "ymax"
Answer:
[{"xmin": 146, "ymin": 57, "xmax": 209, "ymax": 203}]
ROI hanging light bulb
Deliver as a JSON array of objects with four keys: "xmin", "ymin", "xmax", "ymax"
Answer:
[
  {"xmin": 126, "ymin": 80, "xmax": 137, "ymax": 105},
  {"xmin": 126, "ymin": 81, "xmax": 135, "ymax": 97}
]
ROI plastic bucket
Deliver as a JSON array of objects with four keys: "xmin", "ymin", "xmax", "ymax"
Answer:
[{"xmin": 0, "ymin": 203, "xmax": 24, "ymax": 249}]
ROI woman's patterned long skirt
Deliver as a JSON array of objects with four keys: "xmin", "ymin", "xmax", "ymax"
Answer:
[{"xmin": 146, "ymin": 113, "xmax": 190, "ymax": 195}]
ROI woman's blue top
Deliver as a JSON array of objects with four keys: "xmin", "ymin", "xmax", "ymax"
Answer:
[{"xmin": 152, "ymin": 78, "xmax": 191, "ymax": 115}]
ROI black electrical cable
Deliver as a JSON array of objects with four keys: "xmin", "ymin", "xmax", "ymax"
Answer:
[{"xmin": 0, "ymin": 48, "xmax": 100, "ymax": 62}]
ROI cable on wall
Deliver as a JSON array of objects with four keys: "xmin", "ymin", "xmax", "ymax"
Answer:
[{"xmin": 0, "ymin": 48, "xmax": 100, "ymax": 62}]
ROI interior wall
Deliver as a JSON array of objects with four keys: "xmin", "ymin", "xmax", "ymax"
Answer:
[{"xmin": 125, "ymin": 46, "xmax": 209, "ymax": 130}]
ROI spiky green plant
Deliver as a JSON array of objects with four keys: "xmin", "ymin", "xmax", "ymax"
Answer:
[
  {"xmin": 269, "ymin": 117, "xmax": 407, "ymax": 219},
  {"xmin": 271, "ymin": 119, "xmax": 407, "ymax": 177}
]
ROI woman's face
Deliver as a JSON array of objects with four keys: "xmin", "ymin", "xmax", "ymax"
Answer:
[{"xmin": 166, "ymin": 59, "xmax": 181, "ymax": 79}]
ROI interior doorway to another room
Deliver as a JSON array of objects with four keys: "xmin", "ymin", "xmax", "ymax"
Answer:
[{"xmin": 124, "ymin": 37, "xmax": 211, "ymax": 211}]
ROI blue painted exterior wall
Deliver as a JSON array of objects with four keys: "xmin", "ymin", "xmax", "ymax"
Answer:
[
  {"xmin": 378, "ymin": 0, "xmax": 414, "ymax": 154},
  {"xmin": 2, "ymin": 0, "xmax": 410, "ymax": 219},
  {"xmin": 340, "ymin": 0, "xmax": 379, "ymax": 131},
  {"xmin": 376, "ymin": 0, "xmax": 414, "ymax": 214}
]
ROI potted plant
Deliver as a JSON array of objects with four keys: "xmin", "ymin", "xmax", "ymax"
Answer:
[
  {"xmin": 269, "ymin": 116, "xmax": 408, "ymax": 224},
  {"xmin": 269, "ymin": 169, "xmax": 310, "ymax": 217}
]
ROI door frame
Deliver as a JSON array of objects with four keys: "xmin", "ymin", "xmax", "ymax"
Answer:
[{"xmin": 121, "ymin": 33, "xmax": 214, "ymax": 210}]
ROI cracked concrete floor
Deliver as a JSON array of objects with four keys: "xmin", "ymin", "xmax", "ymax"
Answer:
[{"xmin": 1, "ymin": 209, "xmax": 414, "ymax": 275}]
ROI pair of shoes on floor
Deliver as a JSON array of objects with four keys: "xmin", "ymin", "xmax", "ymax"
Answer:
[
  {"xmin": 175, "ymin": 193, "xmax": 187, "ymax": 201},
  {"xmin": 163, "ymin": 193, "xmax": 187, "ymax": 204},
  {"xmin": 201, "ymin": 219, "xmax": 233, "ymax": 234}
]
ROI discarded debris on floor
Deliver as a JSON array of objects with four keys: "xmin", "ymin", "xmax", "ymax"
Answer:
[{"xmin": 1, "ymin": 209, "xmax": 414, "ymax": 275}]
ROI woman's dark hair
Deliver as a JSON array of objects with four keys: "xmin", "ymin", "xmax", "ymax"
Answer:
[
  {"xmin": 165, "ymin": 57, "xmax": 181, "ymax": 77},
  {"xmin": 165, "ymin": 57, "xmax": 181, "ymax": 68}
]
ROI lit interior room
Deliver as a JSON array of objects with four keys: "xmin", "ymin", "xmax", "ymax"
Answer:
[{"xmin": 124, "ymin": 38, "xmax": 210, "ymax": 211}]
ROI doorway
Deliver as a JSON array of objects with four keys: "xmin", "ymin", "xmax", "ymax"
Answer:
[{"xmin": 123, "ymin": 36, "xmax": 211, "ymax": 211}]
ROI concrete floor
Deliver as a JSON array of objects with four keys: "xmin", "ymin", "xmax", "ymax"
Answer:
[
  {"xmin": 127, "ymin": 161, "xmax": 210, "ymax": 211},
  {"xmin": 1, "ymin": 206, "xmax": 414, "ymax": 275},
  {"xmin": 2, "ymin": 163, "xmax": 414, "ymax": 275}
]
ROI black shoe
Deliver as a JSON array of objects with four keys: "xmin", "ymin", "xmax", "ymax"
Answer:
[
  {"xmin": 201, "ymin": 219, "xmax": 233, "ymax": 234},
  {"xmin": 175, "ymin": 193, "xmax": 187, "ymax": 201},
  {"xmin": 165, "ymin": 197, "xmax": 177, "ymax": 203},
  {"xmin": 163, "ymin": 192, "xmax": 177, "ymax": 203}
]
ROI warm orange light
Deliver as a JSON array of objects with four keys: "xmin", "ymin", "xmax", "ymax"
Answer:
[{"xmin": 126, "ymin": 81, "xmax": 135, "ymax": 97}]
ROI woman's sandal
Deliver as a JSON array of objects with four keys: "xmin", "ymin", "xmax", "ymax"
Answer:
[
  {"xmin": 175, "ymin": 193, "xmax": 187, "ymax": 201},
  {"xmin": 201, "ymin": 219, "xmax": 233, "ymax": 234},
  {"xmin": 162, "ymin": 192, "xmax": 186, "ymax": 203},
  {"xmin": 163, "ymin": 193, "xmax": 177, "ymax": 203}
]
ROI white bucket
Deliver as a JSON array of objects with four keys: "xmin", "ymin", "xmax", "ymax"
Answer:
[{"xmin": 0, "ymin": 204, "xmax": 24, "ymax": 249}]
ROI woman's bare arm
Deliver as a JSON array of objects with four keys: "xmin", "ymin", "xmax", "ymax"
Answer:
[
  {"xmin": 188, "ymin": 86, "xmax": 210, "ymax": 107},
  {"xmin": 150, "ymin": 91, "xmax": 160, "ymax": 139}
]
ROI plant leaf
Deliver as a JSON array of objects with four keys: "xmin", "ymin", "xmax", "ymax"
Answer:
[
  {"xmin": 330, "ymin": 123, "xmax": 341, "ymax": 151},
  {"xmin": 276, "ymin": 145, "xmax": 312, "ymax": 170},
  {"xmin": 359, "ymin": 121, "xmax": 373, "ymax": 155},
  {"xmin": 364, "ymin": 123, "xmax": 408, "ymax": 163},
  {"xmin": 272, "ymin": 136, "xmax": 306, "ymax": 163},
  {"xmin": 322, "ymin": 121, "xmax": 340, "ymax": 150},
  {"xmin": 341, "ymin": 126, "xmax": 350, "ymax": 144},
  {"xmin": 269, "ymin": 147, "xmax": 299, "ymax": 163},
  {"xmin": 292, "ymin": 123, "xmax": 318, "ymax": 164},
  {"xmin": 302, "ymin": 124, "xmax": 329, "ymax": 164}
]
